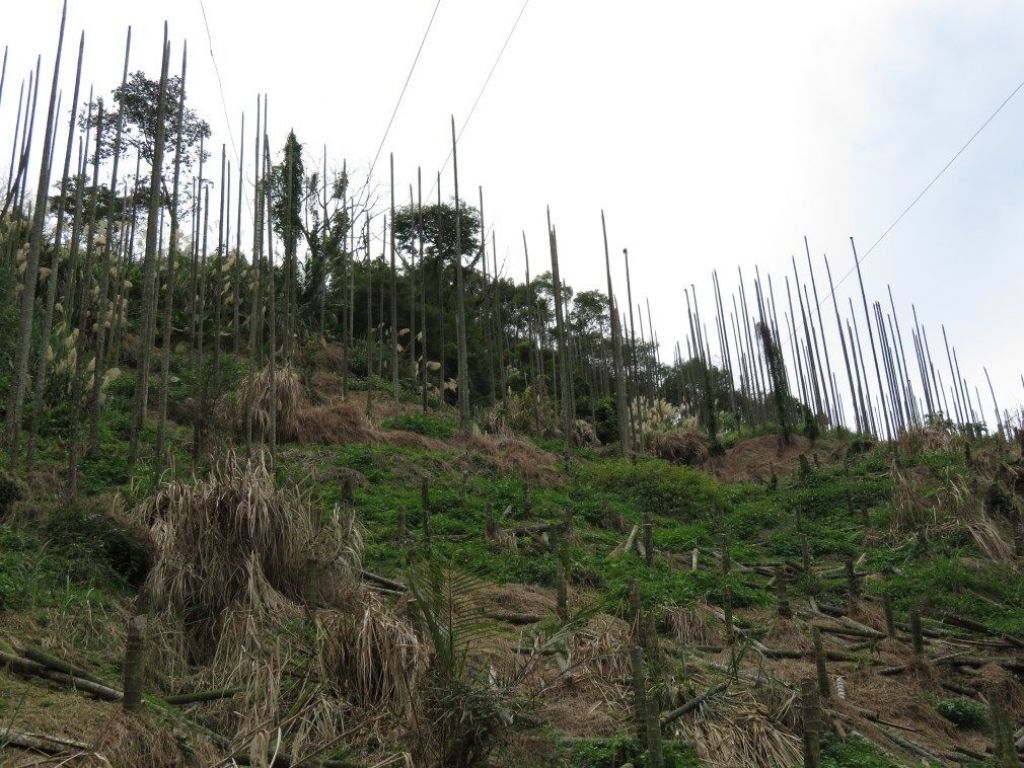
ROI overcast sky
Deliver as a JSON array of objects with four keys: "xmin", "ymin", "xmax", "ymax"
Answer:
[{"xmin": 4, "ymin": 0, "xmax": 1023, "ymax": 430}]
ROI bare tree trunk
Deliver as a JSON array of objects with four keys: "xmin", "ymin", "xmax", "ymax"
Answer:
[
  {"xmin": 523, "ymin": 232, "xmax": 540, "ymax": 433},
  {"xmin": 264, "ymin": 138, "xmax": 278, "ymax": 462},
  {"xmin": 233, "ymin": 114, "xmax": 244, "ymax": 353},
  {"xmin": 66, "ymin": 102, "xmax": 104, "ymax": 499},
  {"xmin": 245, "ymin": 97, "xmax": 263, "ymax": 451},
  {"xmin": 481, "ymin": 188, "xmax": 496, "ymax": 407},
  {"xmin": 548, "ymin": 211, "xmax": 573, "ymax": 443},
  {"xmin": 128, "ymin": 29, "xmax": 171, "ymax": 467},
  {"xmin": 493, "ymin": 230, "xmax": 506, "ymax": 400},
  {"xmin": 154, "ymin": 46, "xmax": 187, "ymax": 466},
  {"xmin": 390, "ymin": 154, "xmax": 399, "ymax": 405},
  {"xmin": 451, "ymin": 117, "xmax": 470, "ymax": 429},
  {"xmin": 418, "ymin": 170, "xmax": 428, "ymax": 411},
  {"xmin": 6, "ymin": 1, "xmax": 67, "ymax": 456},
  {"xmin": 601, "ymin": 211, "xmax": 630, "ymax": 454},
  {"xmin": 86, "ymin": 29, "xmax": 131, "ymax": 455},
  {"xmin": 191, "ymin": 184, "xmax": 209, "ymax": 464},
  {"xmin": 850, "ymin": 237, "xmax": 892, "ymax": 440},
  {"xmin": 26, "ymin": 31, "xmax": 84, "ymax": 466},
  {"xmin": 805, "ymin": 238, "xmax": 837, "ymax": 426}
]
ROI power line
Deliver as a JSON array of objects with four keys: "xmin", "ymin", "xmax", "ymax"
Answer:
[
  {"xmin": 353, "ymin": 0, "xmax": 443, "ymax": 206},
  {"xmin": 755, "ymin": 73, "xmax": 1024, "ymax": 430},
  {"xmin": 819, "ymin": 73, "xmax": 1024, "ymax": 309},
  {"xmin": 197, "ymin": 0, "xmax": 250, "ymax": 215},
  {"xmin": 427, "ymin": 0, "xmax": 531, "ymax": 201}
]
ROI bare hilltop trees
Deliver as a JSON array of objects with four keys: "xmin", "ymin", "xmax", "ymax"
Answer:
[{"xmin": 1, "ymin": 7, "xmax": 1021, "ymax": 499}]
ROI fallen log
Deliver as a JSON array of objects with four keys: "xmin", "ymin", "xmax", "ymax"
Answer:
[
  {"xmin": 0, "ymin": 649, "xmax": 122, "ymax": 701},
  {"xmin": 937, "ymin": 613, "xmax": 1024, "ymax": 649},
  {"xmin": 877, "ymin": 726, "xmax": 947, "ymax": 765},
  {"xmin": 17, "ymin": 646, "xmax": 110, "ymax": 688},
  {"xmin": 812, "ymin": 622, "xmax": 885, "ymax": 640},
  {"xmin": 834, "ymin": 615, "xmax": 885, "ymax": 638},
  {"xmin": 940, "ymin": 680, "xmax": 980, "ymax": 697},
  {"xmin": 488, "ymin": 611, "xmax": 542, "ymax": 625},
  {"xmin": 165, "ymin": 688, "xmax": 241, "ymax": 705},
  {"xmin": 611, "ymin": 525, "xmax": 640, "ymax": 558},
  {"xmin": 360, "ymin": 569, "xmax": 406, "ymax": 592},
  {"xmin": 660, "ymin": 682, "xmax": 730, "ymax": 727},
  {"xmin": 0, "ymin": 727, "xmax": 90, "ymax": 754}
]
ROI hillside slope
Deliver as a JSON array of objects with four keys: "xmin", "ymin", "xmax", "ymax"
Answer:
[{"xmin": 1, "ymin": 363, "xmax": 1023, "ymax": 767}]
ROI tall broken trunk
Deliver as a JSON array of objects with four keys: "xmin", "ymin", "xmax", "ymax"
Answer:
[
  {"xmin": 601, "ymin": 211, "xmax": 630, "ymax": 454},
  {"xmin": 128, "ymin": 28, "xmax": 172, "ymax": 467}
]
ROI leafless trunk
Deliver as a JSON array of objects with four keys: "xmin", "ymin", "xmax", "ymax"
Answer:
[
  {"xmin": 6, "ymin": 1, "xmax": 67, "ymax": 456},
  {"xmin": 390, "ymin": 154, "xmax": 399, "ymax": 405},
  {"xmin": 154, "ymin": 45, "xmax": 188, "ymax": 465},
  {"xmin": 26, "ymin": 31, "xmax": 84, "ymax": 465},
  {"xmin": 548, "ymin": 210, "xmax": 572, "ymax": 442},
  {"xmin": 601, "ymin": 211, "xmax": 630, "ymax": 454},
  {"xmin": 86, "ymin": 28, "xmax": 131, "ymax": 455},
  {"xmin": 451, "ymin": 117, "xmax": 470, "ymax": 429},
  {"xmin": 128, "ymin": 29, "xmax": 171, "ymax": 466},
  {"xmin": 233, "ymin": 114, "xmax": 244, "ymax": 353}
]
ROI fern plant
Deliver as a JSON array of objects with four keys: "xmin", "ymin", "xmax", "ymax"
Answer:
[{"xmin": 406, "ymin": 561, "xmax": 509, "ymax": 768}]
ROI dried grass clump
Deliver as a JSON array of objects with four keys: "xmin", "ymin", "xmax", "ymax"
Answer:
[
  {"xmin": 456, "ymin": 432, "xmax": 561, "ymax": 484},
  {"xmin": 88, "ymin": 710, "xmax": 219, "ymax": 767},
  {"xmin": 488, "ymin": 388, "xmax": 559, "ymax": 439},
  {"xmin": 899, "ymin": 424, "xmax": 960, "ymax": 454},
  {"xmin": 137, "ymin": 452, "xmax": 427, "ymax": 760},
  {"xmin": 138, "ymin": 451, "xmax": 361, "ymax": 660},
  {"xmin": 631, "ymin": 397, "xmax": 684, "ymax": 440},
  {"xmin": 232, "ymin": 364, "xmax": 304, "ymax": 441},
  {"xmin": 651, "ymin": 427, "xmax": 710, "ymax": 466},
  {"xmin": 664, "ymin": 603, "xmax": 724, "ymax": 647},
  {"xmin": 318, "ymin": 341, "xmax": 347, "ymax": 370},
  {"xmin": 295, "ymin": 399, "xmax": 381, "ymax": 445},
  {"xmin": 570, "ymin": 614, "xmax": 632, "ymax": 684},
  {"xmin": 975, "ymin": 663, "xmax": 1024, "ymax": 717},
  {"xmin": 573, "ymin": 419, "xmax": 600, "ymax": 448},
  {"xmin": 315, "ymin": 599, "xmax": 427, "ymax": 713},
  {"xmin": 684, "ymin": 685, "xmax": 802, "ymax": 768},
  {"xmin": 891, "ymin": 464, "xmax": 1015, "ymax": 563}
]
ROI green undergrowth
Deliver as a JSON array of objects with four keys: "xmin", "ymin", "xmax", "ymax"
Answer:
[{"xmin": 2, "ymin": 369, "xmax": 1021, "ymax": 766}]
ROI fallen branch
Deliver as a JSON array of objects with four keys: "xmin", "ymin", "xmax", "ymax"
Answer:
[
  {"xmin": 937, "ymin": 613, "xmax": 1024, "ymax": 649},
  {"xmin": 0, "ymin": 726, "xmax": 90, "ymax": 755},
  {"xmin": 165, "ymin": 688, "xmax": 241, "ymax": 705},
  {"xmin": 360, "ymin": 569, "xmax": 406, "ymax": 592},
  {"xmin": 812, "ymin": 622, "xmax": 885, "ymax": 640},
  {"xmin": 15, "ymin": 645, "xmax": 110, "ymax": 688},
  {"xmin": 940, "ymin": 680, "xmax": 979, "ymax": 698},
  {"xmin": 488, "ymin": 611, "xmax": 542, "ymax": 625},
  {"xmin": 877, "ymin": 726, "xmax": 948, "ymax": 765},
  {"xmin": 661, "ymin": 682, "xmax": 730, "ymax": 727},
  {"xmin": 0, "ymin": 650, "xmax": 122, "ymax": 701},
  {"xmin": 611, "ymin": 525, "xmax": 639, "ymax": 557}
]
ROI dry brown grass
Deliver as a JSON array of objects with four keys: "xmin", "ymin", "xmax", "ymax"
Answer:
[
  {"xmin": 975, "ymin": 663, "xmax": 1024, "ymax": 717},
  {"xmin": 682, "ymin": 683, "xmax": 802, "ymax": 768},
  {"xmin": 706, "ymin": 434, "xmax": 817, "ymax": 483},
  {"xmin": 898, "ymin": 424, "xmax": 962, "ymax": 454},
  {"xmin": 231, "ymin": 364, "xmax": 304, "ymax": 441},
  {"xmin": 134, "ymin": 451, "xmax": 426, "ymax": 762},
  {"xmin": 891, "ymin": 462, "xmax": 1016, "ymax": 563},
  {"xmin": 650, "ymin": 427, "xmax": 710, "ymax": 466},
  {"xmin": 664, "ymin": 603, "xmax": 725, "ymax": 647},
  {"xmin": 315, "ymin": 600, "xmax": 427, "ymax": 713},
  {"xmin": 88, "ymin": 710, "xmax": 219, "ymax": 767},
  {"xmin": 573, "ymin": 420, "xmax": 600, "ymax": 448},
  {"xmin": 138, "ymin": 451, "xmax": 355, "ymax": 659},
  {"xmin": 454, "ymin": 433, "xmax": 562, "ymax": 485},
  {"xmin": 296, "ymin": 399, "xmax": 381, "ymax": 445}
]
